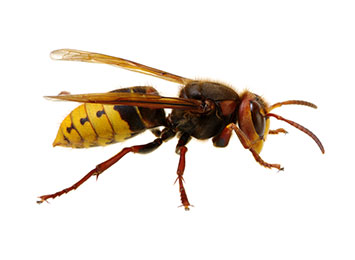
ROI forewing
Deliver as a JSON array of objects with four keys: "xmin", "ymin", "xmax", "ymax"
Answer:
[
  {"xmin": 46, "ymin": 92, "xmax": 205, "ymax": 112},
  {"xmin": 51, "ymin": 49, "xmax": 191, "ymax": 85}
]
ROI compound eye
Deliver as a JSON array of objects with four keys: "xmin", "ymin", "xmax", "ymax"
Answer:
[{"xmin": 250, "ymin": 101, "xmax": 266, "ymax": 138}]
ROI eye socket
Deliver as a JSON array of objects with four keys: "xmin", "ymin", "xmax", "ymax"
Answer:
[{"xmin": 250, "ymin": 101, "xmax": 266, "ymax": 138}]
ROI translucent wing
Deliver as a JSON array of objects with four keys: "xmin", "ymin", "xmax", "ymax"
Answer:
[
  {"xmin": 46, "ymin": 92, "xmax": 206, "ymax": 113},
  {"xmin": 51, "ymin": 49, "xmax": 191, "ymax": 85}
]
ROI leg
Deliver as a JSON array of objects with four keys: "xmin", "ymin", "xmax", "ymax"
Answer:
[
  {"xmin": 212, "ymin": 124, "xmax": 233, "ymax": 147},
  {"xmin": 150, "ymin": 128, "xmax": 162, "ymax": 137},
  {"xmin": 249, "ymin": 149, "xmax": 283, "ymax": 171},
  {"xmin": 222, "ymin": 123, "xmax": 282, "ymax": 170},
  {"xmin": 269, "ymin": 128, "xmax": 288, "ymax": 135},
  {"xmin": 38, "ymin": 128, "xmax": 175, "ymax": 204},
  {"xmin": 174, "ymin": 133, "xmax": 192, "ymax": 210},
  {"xmin": 176, "ymin": 146, "xmax": 191, "ymax": 210}
]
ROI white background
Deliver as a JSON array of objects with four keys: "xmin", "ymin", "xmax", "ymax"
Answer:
[{"xmin": 1, "ymin": 1, "xmax": 354, "ymax": 259}]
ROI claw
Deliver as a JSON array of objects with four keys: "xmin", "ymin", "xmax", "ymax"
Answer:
[
  {"xmin": 36, "ymin": 197, "xmax": 49, "ymax": 204},
  {"xmin": 178, "ymin": 204, "xmax": 193, "ymax": 211}
]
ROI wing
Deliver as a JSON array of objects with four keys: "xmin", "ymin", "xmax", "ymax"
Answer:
[
  {"xmin": 46, "ymin": 92, "xmax": 207, "ymax": 113},
  {"xmin": 50, "ymin": 49, "xmax": 191, "ymax": 85}
]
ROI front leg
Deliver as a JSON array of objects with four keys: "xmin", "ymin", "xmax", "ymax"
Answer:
[
  {"xmin": 269, "ymin": 128, "xmax": 288, "ymax": 135},
  {"xmin": 212, "ymin": 125, "xmax": 233, "ymax": 147},
  {"xmin": 216, "ymin": 123, "xmax": 283, "ymax": 170}
]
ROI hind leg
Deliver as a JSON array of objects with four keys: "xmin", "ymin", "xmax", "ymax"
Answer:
[
  {"xmin": 174, "ymin": 133, "xmax": 192, "ymax": 210},
  {"xmin": 37, "ymin": 128, "xmax": 175, "ymax": 204}
]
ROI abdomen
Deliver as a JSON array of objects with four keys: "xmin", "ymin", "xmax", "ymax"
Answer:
[{"xmin": 53, "ymin": 87, "xmax": 166, "ymax": 148}]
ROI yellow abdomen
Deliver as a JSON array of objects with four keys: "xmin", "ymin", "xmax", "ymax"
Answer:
[
  {"xmin": 53, "ymin": 86, "xmax": 167, "ymax": 148},
  {"xmin": 53, "ymin": 103, "xmax": 137, "ymax": 148}
]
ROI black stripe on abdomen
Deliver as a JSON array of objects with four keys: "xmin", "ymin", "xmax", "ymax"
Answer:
[{"xmin": 113, "ymin": 105, "xmax": 146, "ymax": 132}]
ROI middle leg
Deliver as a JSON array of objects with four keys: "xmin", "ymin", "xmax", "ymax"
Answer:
[{"xmin": 174, "ymin": 133, "xmax": 192, "ymax": 210}]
